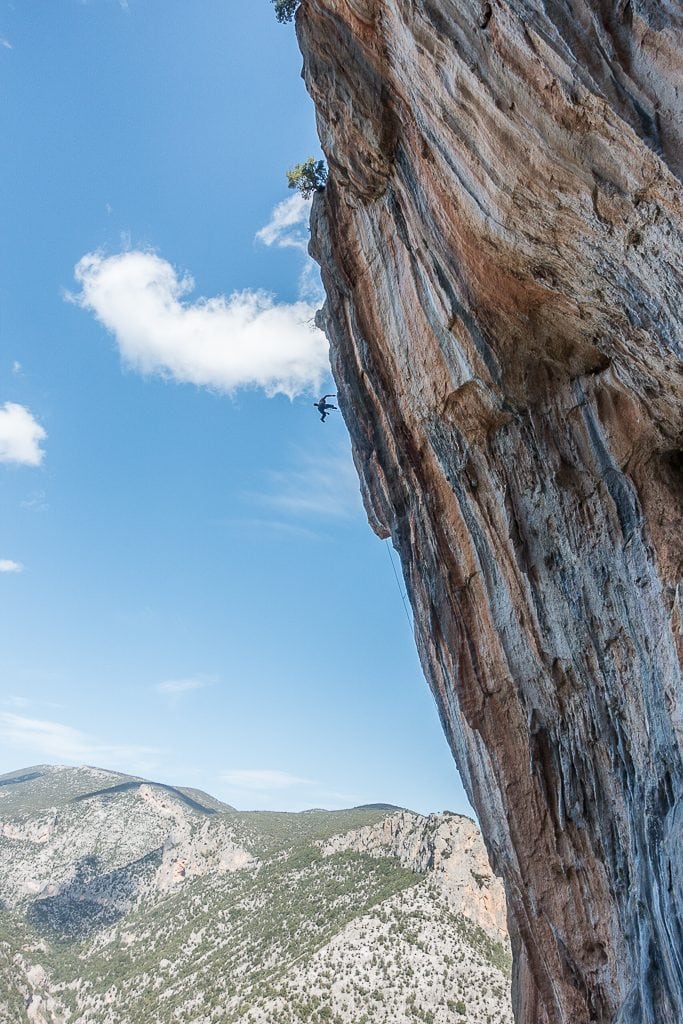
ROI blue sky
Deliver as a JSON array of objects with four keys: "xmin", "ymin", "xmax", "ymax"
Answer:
[{"xmin": 0, "ymin": 0, "xmax": 472, "ymax": 815}]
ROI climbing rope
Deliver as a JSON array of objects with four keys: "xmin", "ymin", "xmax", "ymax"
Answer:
[{"xmin": 384, "ymin": 538, "xmax": 413, "ymax": 630}]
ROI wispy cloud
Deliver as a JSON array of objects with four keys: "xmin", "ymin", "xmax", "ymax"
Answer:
[
  {"xmin": 255, "ymin": 444, "xmax": 362, "ymax": 522},
  {"xmin": 224, "ymin": 517, "xmax": 326, "ymax": 543},
  {"xmin": 221, "ymin": 769, "xmax": 313, "ymax": 791},
  {"xmin": 12, "ymin": 361, "xmax": 22, "ymax": 375},
  {"xmin": 256, "ymin": 195, "xmax": 323, "ymax": 304},
  {"xmin": 1, "ymin": 696, "xmax": 30, "ymax": 710},
  {"xmin": 256, "ymin": 194, "xmax": 311, "ymax": 252},
  {"xmin": 0, "ymin": 713, "xmax": 159, "ymax": 772},
  {"xmin": 20, "ymin": 490, "xmax": 48, "ymax": 512},
  {"xmin": 155, "ymin": 677, "xmax": 215, "ymax": 703},
  {"xmin": 0, "ymin": 37, "xmax": 12, "ymax": 51},
  {"xmin": 0, "ymin": 696, "xmax": 64, "ymax": 711},
  {"xmin": 0, "ymin": 559, "xmax": 23, "ymax": 574},
  {"xmin": 297, "ymin": 258, "xmax": 324, "ymax": 304},
  {"xmin": 0, "ymin": 402, "xmax": 47, "ymax": 466},
  {"xmin": 217, "ymin": 770, "xmax": 364, "ymax": 812},
  {"xmin": 78, "ymin": 0, "xmax": 128, "ymax": 10},
  {"xmin": 70, "ymin": 250, "xmax": 328, "ymax": 398}
]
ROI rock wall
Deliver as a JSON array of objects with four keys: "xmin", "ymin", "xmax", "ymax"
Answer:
[
  {"xmin": 296, "ymin": 1, "xmax": 683, "ymax": 1021},
  {"xmin": 320, "ymin": 810, "xmax": 509, "ymax": 941}
]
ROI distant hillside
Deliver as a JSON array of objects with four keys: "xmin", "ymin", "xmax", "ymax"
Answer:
[{"xmin": 0, "ymin": 765, "xmax": 512, "ymax": 1024}]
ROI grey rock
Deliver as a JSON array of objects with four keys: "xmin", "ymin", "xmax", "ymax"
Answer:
[{"xmin": 296, "ymin": 1, "xmax": 683, "ymax": 1020}]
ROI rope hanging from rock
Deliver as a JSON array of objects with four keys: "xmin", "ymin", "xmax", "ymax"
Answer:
[{"xmin": 384, "ymin": 538, "xmax": 413, "ymax": 629}]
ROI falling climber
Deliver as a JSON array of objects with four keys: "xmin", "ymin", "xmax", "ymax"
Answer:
[{"xmin": 314, "ymin": 395, "xmax": 337, "ymax": 422}]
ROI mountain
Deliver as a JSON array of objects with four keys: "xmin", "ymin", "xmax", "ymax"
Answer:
[{"xmin": 0, "ymin": 764, "xmax": 512, "ymax": 1023}]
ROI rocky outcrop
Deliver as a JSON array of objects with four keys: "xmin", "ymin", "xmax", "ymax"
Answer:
[
  {"xmin": 0, "ymin": 767, "xmax": 254, "ymax": 913},
  {"xmin": 296, "ymin": 2, "xmax": 683, "ymax": 1022},
  {"xmin": 320, "ymin": 810, "xmax": 508, "ymax": 941}
]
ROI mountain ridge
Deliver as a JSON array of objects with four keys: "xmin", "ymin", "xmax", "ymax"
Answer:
[{"xmin": 0, "ymin": 764, "xmax": 512, "ymax": 1024}]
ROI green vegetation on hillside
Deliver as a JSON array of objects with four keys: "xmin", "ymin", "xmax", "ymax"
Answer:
[{"xmin": 0, "ymin": 766, "xmax": 512, "ymax": 1024}]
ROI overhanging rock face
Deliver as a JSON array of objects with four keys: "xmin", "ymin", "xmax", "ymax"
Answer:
[{"xmin": 295, "ymin": 1, "xmax": 683, "ymax": 1021}]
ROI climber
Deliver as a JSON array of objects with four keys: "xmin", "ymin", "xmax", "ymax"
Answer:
[{"xmin": 314, "ymin": 394, "xmax": 337, "ymax": 422}]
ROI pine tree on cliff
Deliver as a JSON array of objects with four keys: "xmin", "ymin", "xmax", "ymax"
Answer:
[
  {"xmin": 286, "ymin": 158, "xmax": 327, "ymax": 198},
  {"xmin": 272, "ymin": 0, "xmax": 299, "ymax": 23}
]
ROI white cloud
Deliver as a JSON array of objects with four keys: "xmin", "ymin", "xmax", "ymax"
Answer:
[
  {"xmin": 71, "ymin": 250, "xmax": 328, "ymax": 398},
  {"xmin": 221, "ymin": 769, "xmax": 312, "ymax": 791},
  {"xmin": 0, "ymin": 559, "xmax": 23, "ymax": 573},
  {"xmin": 0, "ymin": 403, "xmax": 46, "ymax": 466},
  {"xmin": 12, "ymin": 361, "xmax": 22, "ymax": 375},
  {"xmin": 0, "ymin": 712, "xmax": 158, "ymax": 772},
  {"xmin": 0, "ymin": 37, "xmax": 12, "ymax": 50},
  {"xmin": 256, "ymin": 194, "xmax": 311, "ymax": 251},
  {"xmin": 156, "ymin": 677, "xmax": 211, "ymax": 696}
]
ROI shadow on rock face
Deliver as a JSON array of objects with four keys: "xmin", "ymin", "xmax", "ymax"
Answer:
[{"xmin": 27, "ymin": 849, "xmax": 163, "ymax": 941}]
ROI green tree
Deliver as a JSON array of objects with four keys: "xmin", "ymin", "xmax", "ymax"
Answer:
[
  {"xmin": 286, "ymin": 157, "xmax": 328, "ymax": 197},
  {"xmin": 272, "ymin": 0, "xmax": 300, "ymax": 23}
]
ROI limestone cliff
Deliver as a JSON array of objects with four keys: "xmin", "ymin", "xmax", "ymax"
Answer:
[
  {"xmin": 295, "ymin": 2, "xmax": 683, "ymax": 1022},
  {"xmin": 319, "ymin": 810, "xmax": 509, "ymax": 941}
]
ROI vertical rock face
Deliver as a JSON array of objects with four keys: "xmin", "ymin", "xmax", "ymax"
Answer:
[{"xmin": 296, "ymin": 2, "xmax": 683, "ymax": 1022}]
